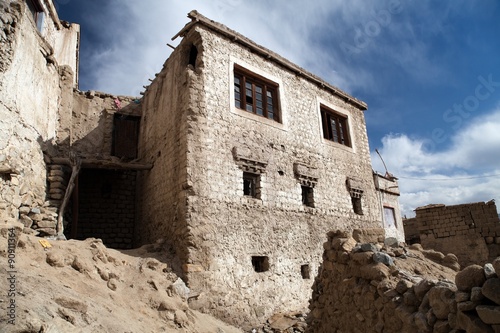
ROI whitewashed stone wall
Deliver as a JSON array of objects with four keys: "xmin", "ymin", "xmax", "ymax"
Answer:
[
  {"xmin": 138, "ymin": 20, "xmax": 385, "ymax": 328},
  {"xmin": 374, "ymin": 174, "xmax": 405, "ymax": 242}
]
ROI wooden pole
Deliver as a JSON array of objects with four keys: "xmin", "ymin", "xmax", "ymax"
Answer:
[
  {"xmin": 56, "ymin": 152, "xmax": 81, "ymax": 236},
  {"xmin": 70, "ymin": 173, "xmax": 79, "ymax": 240}
]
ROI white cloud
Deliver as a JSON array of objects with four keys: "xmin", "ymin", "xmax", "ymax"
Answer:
[
  {"xmin": 372, "ymin": 108, "xmax": 500, "ymax": 217},
  {"xmin": 75, "ymin": 0, "xmax": 462, "ymax": 95}
]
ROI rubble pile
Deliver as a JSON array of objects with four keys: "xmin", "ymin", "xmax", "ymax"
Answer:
[{"xmin": 307, "ymin": 229, "xmax": 500, "ymax": 333}]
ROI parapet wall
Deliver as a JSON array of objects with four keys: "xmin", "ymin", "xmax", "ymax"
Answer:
[
  {"xmin": 411, "ymin": 202, "xmax": 500, "ymax": 267},
  {"xmin": 307, "ymin": 230, "xmax": 500, "ymax": 333}
]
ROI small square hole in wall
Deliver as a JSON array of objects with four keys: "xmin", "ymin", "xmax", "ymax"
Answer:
[
  {"xmin": 252, "ymin": 256, "xmax": 269, "ymax": 273},
  {"xmin": 301, "ymin": 264, "xmax": 310, "ymax": 279},
  {"xmin": 0, "ymin": 173, "xmax": 12, "ymax": 182}
]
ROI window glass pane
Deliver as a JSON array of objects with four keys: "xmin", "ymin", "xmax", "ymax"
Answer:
[
  {"xmin": 339, "ymin": 121, "xmax": 345, "ymax": 144},
  {"xmin": 330, "ymin": 118, "xmax": 338, "ymax": 142},
  {"xmin": 233, "ymin": 67, "xmax": 280, "ymax": 123},
  {"xmin": 384, "ymin": 207, "xmax": 396, "ymax": 228}
]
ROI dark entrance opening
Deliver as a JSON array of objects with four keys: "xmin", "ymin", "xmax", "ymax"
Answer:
[{"xmin": 66, "ymin": 168, "xmax": 136, "ymax": 249}]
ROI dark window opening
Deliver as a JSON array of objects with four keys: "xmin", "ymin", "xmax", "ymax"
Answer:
[
  {"xmin": 188, "ymin": 45, "xmax": 198, "ymax": 68},
  {"xmin": 320, "ymin": 106, "xmax": 351, "ymax": 146},
  {"xmin": 352, "ymin": 197, "xmax": 363, "ymax": 215},
  {"xmin": 112, "ymin": 114, "xmax": 140, "ymax": 160},
  {"xmin": 234, "ymin": 66, "xmax": 280, "ymax": 122},
  {"xmin": 252, "ymin": 256, "xmax": 269, "ymax": 273},
  {"xmin": 301, "ymin": 185, "xmax": 314, "ymax": 207},
  {"xmin": 301, "ymin": 264, "xmax": 310, "ymax": 279},
  {"xmin": 243, "ymin": 172, "xmax": 260, "ymax": 198}
]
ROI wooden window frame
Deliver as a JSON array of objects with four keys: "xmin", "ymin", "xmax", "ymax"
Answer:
[
  {"xmin": 234, "ymin": 65, "xmax": 281, "ymax": 123},
  {"xmin": 320, "ymin": 105, "xmax": 351, "ymax": 147},
  {"xmin": 111, "ymin": 114, "xmax": 140, "ymax": 160}
]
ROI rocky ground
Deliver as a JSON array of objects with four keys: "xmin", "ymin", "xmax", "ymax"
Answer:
[{"xmin": 0, "ymin": 222, "xmax": 242, "ymax": 333}]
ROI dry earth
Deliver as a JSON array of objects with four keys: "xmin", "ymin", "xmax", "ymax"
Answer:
[{"xmin": 0, "ymin": 222, "xmax": 242, "ymax": 333}]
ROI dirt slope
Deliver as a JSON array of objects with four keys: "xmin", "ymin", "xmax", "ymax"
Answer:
[{"xmin": 0, "ymin": 222, "xmax": 242, "ymax": 333}]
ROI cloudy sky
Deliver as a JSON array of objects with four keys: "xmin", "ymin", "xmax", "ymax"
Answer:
[{"xmin": 55, "ymin": 0, "xmax": 500, "ymax": 217}]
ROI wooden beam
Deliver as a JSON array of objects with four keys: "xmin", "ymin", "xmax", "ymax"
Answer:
[{"xmin": 50, "ymin": 157, "xmax": 153, "ymax": 170}]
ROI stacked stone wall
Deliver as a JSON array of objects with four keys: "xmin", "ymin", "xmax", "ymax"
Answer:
[
  {"xmin": 413, "ymin": 202, "xmax": 500, "ymax": 267},
  {"xmin": 307, "ymin": 229, "xmax": 500, "ymax": 333}
]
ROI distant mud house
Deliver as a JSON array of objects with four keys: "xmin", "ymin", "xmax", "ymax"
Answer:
[
  {"xmin": 404, "ymin": 201, "xmax": 500, "ymax": 267},
  {"xmin": 0, "ymin": 1, "xmax": 403, "ymax": 327}
]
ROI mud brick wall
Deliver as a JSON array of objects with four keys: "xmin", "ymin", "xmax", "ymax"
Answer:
[
  {"xmin": 403, "ymin": 217, "xmax": 420, "ymax": 244},
  {"xmin": 414, "ymin": 202, "xmax": 500, "ymax": 267},
  {"xmin": 76, "ymin": 169, "xmax": 136, "ymax": 249}
]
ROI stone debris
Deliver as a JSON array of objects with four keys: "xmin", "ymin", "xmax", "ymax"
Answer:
[{"xmin": 307, "ymin": 229, "xmax": 500, "ymax": 333}]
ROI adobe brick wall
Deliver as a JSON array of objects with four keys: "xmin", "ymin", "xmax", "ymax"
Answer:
[
  {"xmin": 410, "ymin": 201, "xmax": 500, "ymax": 267},
  {"xmin": 75, "ymin": 169, "xmax": 136, "ymax": 249}
]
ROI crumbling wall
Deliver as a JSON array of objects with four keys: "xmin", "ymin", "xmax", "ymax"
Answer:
[
  {"xmin": 414, "ymin": 202, "xmax": 500, "ymax": 267},
  {"xmin": 0, "ymin": 0, "xmax": 72, "ymax": 228},
  {"xmin": 69, "ymin": 91, "xmax": 141, "ymax": 158},
  {"xmin": 307, "ymin": 229, "xmax": 500, "ymax": 333}
]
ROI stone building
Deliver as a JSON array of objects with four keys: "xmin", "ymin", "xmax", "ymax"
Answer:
[
  {"xmin": 404, "ymin": 201, "xmax": 500, "ymax": 267},
  {"xmin": 0, "ymin": 2, "xmax": 404, "ymax": 328}
]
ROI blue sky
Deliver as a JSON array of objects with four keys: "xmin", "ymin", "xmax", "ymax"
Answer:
[{"xmin": 55, "ymin": 0, "xmax": 500, "ymax": 217}]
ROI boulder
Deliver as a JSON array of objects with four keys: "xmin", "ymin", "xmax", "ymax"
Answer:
[
  {"xmin": 476, "ymin": 305, "xmax": 500, "ymax": 325},
  {"xmin": 484, "ymin": 263, "xmax": 497, "ymax": 279},
  {"xmin": 492, "ymin": 257, "xmax": 500, "ymax": 277},
  {"xmin": 373, "ymin": 252, "xmax": 394, "ymax": 267},
  {"xmin": 455, "ymin": 265, "xmax": 486, "ymax": 292},
  {"xmin": 482, "ymin": 278, "xmax": 500, "ymax": 305}
]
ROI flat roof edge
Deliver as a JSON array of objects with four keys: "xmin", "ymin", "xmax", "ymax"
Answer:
[{"xmin": 173, "ymin": 10, "xmax": 368, "ymax": 111}]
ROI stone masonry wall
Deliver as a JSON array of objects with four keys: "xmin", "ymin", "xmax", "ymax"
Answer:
[
  {"xmin": 178, "ymin": 24, "xmax": 383, "ymax": 328},
  {"xmin": 307, "ymin": 229, "xmax": 500, "ymax": 333},
  {"xmin": 414, "ymin": 202, "xmax": 500, "ymax": 267}
]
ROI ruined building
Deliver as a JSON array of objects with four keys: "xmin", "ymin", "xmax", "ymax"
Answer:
[
  {"xmin": 404, "ymin": 201, "xmax": 500, "ymax": 268},
  {"xmin": 1, "ymin": 0, "xmax": 404, "ymax": 327}
]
